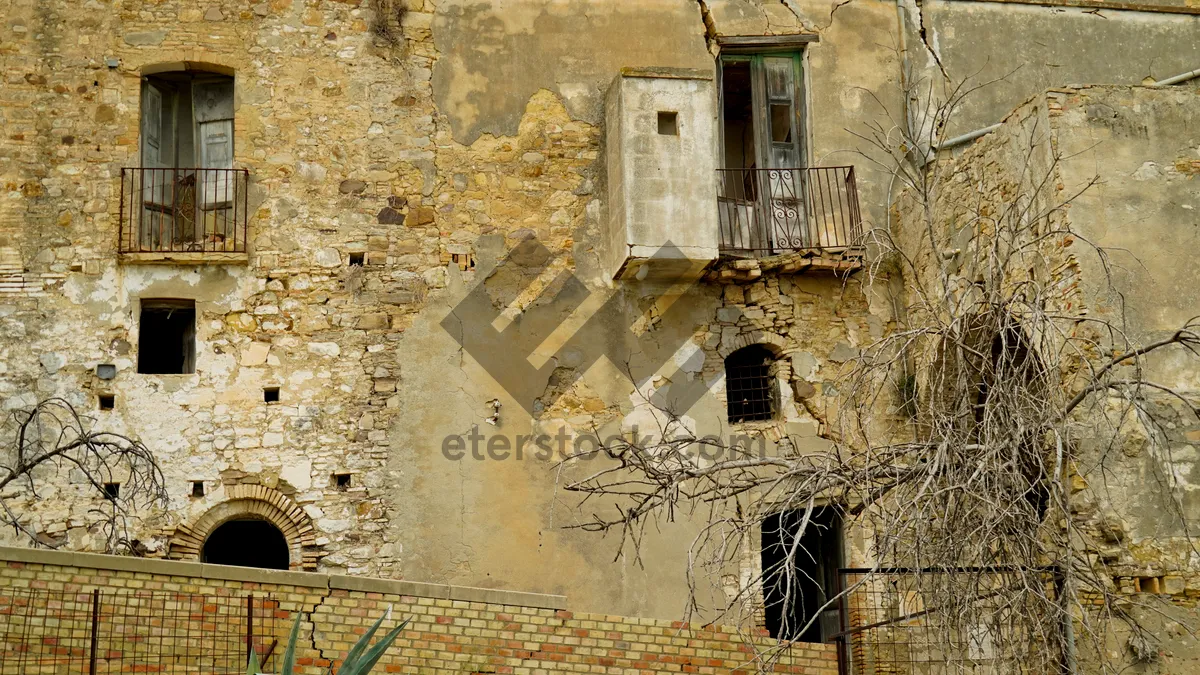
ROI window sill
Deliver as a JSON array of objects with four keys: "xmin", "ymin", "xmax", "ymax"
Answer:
[{"xmin": 119, "ymin": 251, "xmax": 248, "ymax": 265}]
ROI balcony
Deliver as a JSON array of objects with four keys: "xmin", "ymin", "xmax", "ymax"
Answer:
[
  {"xmin": 716, "ymin": 166, "xmax": 862, "ymax": 259},
  {"xmin": 118, "ymin": 167, "xmax": 250, "ymax": 263}
]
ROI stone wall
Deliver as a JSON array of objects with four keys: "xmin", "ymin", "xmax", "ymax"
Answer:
[
  {"xmin": 0, "ymin": 546, "xmax": 838, "ymax": 674},
  {"xmin": 0, "ymin": 0, "xmax": 894, "ymax": 621},
  {"xmin": 1, "ymin": 0, "xmax": 1198, "ymax": 625}
]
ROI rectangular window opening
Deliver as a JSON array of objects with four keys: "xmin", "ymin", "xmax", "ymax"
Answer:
[
  {"xmin": 98, "ymin": 394, "xmax": 115, "ymax": 411},
  {"xmin": 263, "ymin": 386, "xmax": 280, "ymax": 403},
  {"xmin": 137, "ymin": 299, "xmax": 196, "ymax": 374},
  {"xmin": 348, "ymin": 252, "xmax": 365, "ymax": 267},
  {"xmin": 657, "ymin": 111, "xmax": 678, "ymax": 136},
  {"xmin": 103, "ymin": 482, "xmax": 121, "ymax": 500},
  {"xmin": 191, "ymin": 481, "xmax": 205, "ymax": 498},
  {"xmin": 334, "ymin": 473, "xmax": 352, "ymax": 491},
  {"xmin": 760, "ymin": 507, "xmax": 842, "ymax": 643}
]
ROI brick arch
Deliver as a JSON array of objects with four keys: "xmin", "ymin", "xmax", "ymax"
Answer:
[
  {"xmin": 167, "ymin": 485, "xmax": 320, "ymax": 570},
  {"xmin": 134, "ymin": 51, "xmax": 241, "ymax": 76},
  {"xmin": 718, "ymin": 330, "xmax": 787, "ymax": 359}
]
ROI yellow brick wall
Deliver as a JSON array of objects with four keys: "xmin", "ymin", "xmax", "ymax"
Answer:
[{"xmin": 0, "ymin": 547, "xmax": 838, "ymax": 675}]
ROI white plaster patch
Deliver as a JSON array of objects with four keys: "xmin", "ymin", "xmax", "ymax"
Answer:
[
  {"xmin": 241, "ymin": 342, "xmax": 270, "ymax": 366},
  {"xmin": 671, "ymin": 341, "xmax": 705, "ymax": 374},
  {"xmin": 280, "ymin": 458, "xmax": 312, "ymax": 491},
  {"xmin": 308, "ymin": 342, "xmax": 341, "ymax": 357},
  {"xmin": 1132, "ymin": 162, "xmax": 1162, "ymax": 181}
]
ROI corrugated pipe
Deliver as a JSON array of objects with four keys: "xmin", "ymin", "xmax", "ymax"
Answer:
[{"xmin": 931, "ymin": 66, "xmax": 1200, "ymax": 152}]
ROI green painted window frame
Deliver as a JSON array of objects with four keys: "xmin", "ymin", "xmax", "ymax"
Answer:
[{"xmin": 717, "ymin": 51, "xmax": 807, "ymax": 170}]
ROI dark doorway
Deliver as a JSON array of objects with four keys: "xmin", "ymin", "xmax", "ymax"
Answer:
[
  {"xmin": 138, "ymin": 299, "xmax": 196, "ymax": 374},
  {"xmin": 761, "ymin": 507, "xmax": 842, "ymax": 642},
  {"xmin": 201, "ymin": 519, "xmax": 289, "ymax": 570}
]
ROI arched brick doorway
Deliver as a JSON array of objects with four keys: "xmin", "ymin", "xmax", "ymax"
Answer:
[{"xmin": 167, "ymin": 485, "xmax": 321, "ymax": 570}]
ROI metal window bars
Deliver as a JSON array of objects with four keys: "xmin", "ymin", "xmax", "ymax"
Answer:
[
  {"xmin": 726, "ymin": 347, "xmax": 776, "ymax": 423},
  {"xmin": 717, "ymin": 166, "xmax": 863, "ymax": 256},
  {"xmin": 119, "ymin": 167, "xmax": 250, "ymax": 255}
]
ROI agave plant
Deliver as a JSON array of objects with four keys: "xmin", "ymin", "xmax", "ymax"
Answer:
[{"xmin": 246, "ymin": 607, "xmax": 409, "ymax": 675}]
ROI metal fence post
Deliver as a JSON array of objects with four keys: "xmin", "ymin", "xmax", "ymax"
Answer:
[
  {"xmin": 88, "ymin": 588, "xmax": 100, "ymax": 675},
  {"xmin": 246, "ymin": 593, "xmax": 254, "ymax": 668}
]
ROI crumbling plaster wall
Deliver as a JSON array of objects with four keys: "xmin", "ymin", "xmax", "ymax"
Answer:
[
  {"xmin": 0, "ymin": 0, "xmax": 883, "ymax": 622},
  {"xmin": 900, "ymin": 0, "xmax": 1200, "ymax": 136},
  {"xmin": 894, "ymin": 84, "xmax": 1200, "ymax": 670},
  {"xmin": 1049, "ymin": 85, "xmax": 1200, "ymax": 579},
  {"xmin": 2, "ymin": 0, "xmax": 1195, "ymax": 625}
]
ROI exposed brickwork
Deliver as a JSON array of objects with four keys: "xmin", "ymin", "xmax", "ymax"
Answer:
[{"xmin": 0, "ymin": 548, "xmax": 838, "ymax": 675}]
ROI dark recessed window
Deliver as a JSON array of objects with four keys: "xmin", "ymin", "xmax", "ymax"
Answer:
[
  {"xmin": 657, "ymin": 111, "xmax": 678, "ymax": 136},
  {"xmin": 138, "ymin": 299, "xmax": 196, "ymax": 374},
  {"xmin": 348, "ymin": 252, "xmax": 365, "ymax": 266},
  {"xmin": 334, "ymin": 473, "xmax": 351, "ymax": 491},
  {"xmin": 263, "ymin": 386, "xmax": 280, "ymax": 403},
  {"xmin": 98, "ymin": 394, "xmax": 115, "ymax": 411},
  {"xmin": 726, "ymin": 345, "xmax": 776, "ymax": 423},
  {"xmin": 191, "ymin": 481, "xmax": 205, "ymax": 498},
  {"xmin": 103, "ymin": 482, "xmax": 120, "ymax": 500}
]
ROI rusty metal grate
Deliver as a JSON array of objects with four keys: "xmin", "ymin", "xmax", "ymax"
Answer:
[
  {"xmin": 119, "ymin": 167, "xmax": 250, "ymax": 255},
  {"xmin": 0, "ymin": 586, "xmax": 278, "ymax": 674},
  {"xmin": 717, "ymin": 166, "xmax": 862, "ymax": 256},
  {"xmin": 835, "ymin": 567, "xmax": 1064, "ymax": 675}
]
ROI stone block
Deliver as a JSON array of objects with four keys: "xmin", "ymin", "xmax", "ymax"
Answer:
[{"xmin": 357, "ymin": 313, "xmax": 390, "ymax": 330}]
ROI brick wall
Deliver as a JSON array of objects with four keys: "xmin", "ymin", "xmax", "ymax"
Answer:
[{"xmin": 0, "ymin": 546, "xmax": 838, "ymax": 675}]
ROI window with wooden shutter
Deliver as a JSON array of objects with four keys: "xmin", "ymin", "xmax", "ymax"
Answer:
[
  {"xmin": 717, "ymin": 52, "xmax": 809, "ymax": 254},
  {"xmin": 193, "ymin": 79, "xmax": 235, "ymax": 206},
  {"xmin": 132, "ymin": 70, "xmax": 241, "ymax": 253},
  {"xmin": 141, "ymin": 83, "xmax": 163, "ymax": 168}
]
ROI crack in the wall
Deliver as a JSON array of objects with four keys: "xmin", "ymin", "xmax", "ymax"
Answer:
[
  {"xmin": 309, "ymin": 581, "xmax": 335, "ymax": 664},
  {"xmin": 826, "ymin": 0, "xmax": 856, "ymax": 29},
  {"xmin": 911, "ymin": 0, "xmax": 951, "ymax": 81},
  {"xmin": 780, "ymin": 0, "xmax": 804, "ymax": 22},
  {"xmin": 694, "ymin": 0, "xmax": 718, "ymax": 48}
]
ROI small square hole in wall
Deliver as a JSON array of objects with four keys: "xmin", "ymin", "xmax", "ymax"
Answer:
[
  {"xmin": 103, "ymin": 482, "xmax": 120, "ymax": 500},
  {"xmin": 348, "ymin": 252, "xmax": 365, "ymax": 267},
  {"xmin": 98, "ymin": 394, "xmax": 115, "ymax": 411},
  {"xmin": 191, "ymin": 481, "xmax": 205, "ymax": 498},
  {"xmin": 263, "ymin": 386, "xmax": 280, "ymax": 403},
  {"xmin": 657, "ymin": 111, "xmax": 678, "ymax": 136},
  {"xmin": 334, "ymin": 473, "xmax": 351, "ymax": 491}
]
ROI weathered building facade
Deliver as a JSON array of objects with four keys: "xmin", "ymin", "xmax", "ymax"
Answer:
[{"xmin": 1, "ymin": 0, "xmax": 1198, "ymax": 661}]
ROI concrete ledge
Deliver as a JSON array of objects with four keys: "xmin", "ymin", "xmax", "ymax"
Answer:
[{"xmin": 0, "ymin": 546, "xmax": 567, "ymax": 609}]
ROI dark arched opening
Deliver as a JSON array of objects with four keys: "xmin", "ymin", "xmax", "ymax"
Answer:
[{"xmin": 202, "ymin": 519, "xmax": 289, "ymax": 570}]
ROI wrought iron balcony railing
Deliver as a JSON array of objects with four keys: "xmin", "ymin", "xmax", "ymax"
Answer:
[
  {"xmin": 119, "ymin": 167, "xmax": 249, "ymax": 255},
  {"xmin": 717, "ymin": 166, "xmax": 862, "ymax": 256}
]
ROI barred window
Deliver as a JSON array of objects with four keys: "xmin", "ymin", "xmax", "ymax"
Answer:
[{"xmin": 725, "ymin": 345, "xmax": 776, "ymax": 423}]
